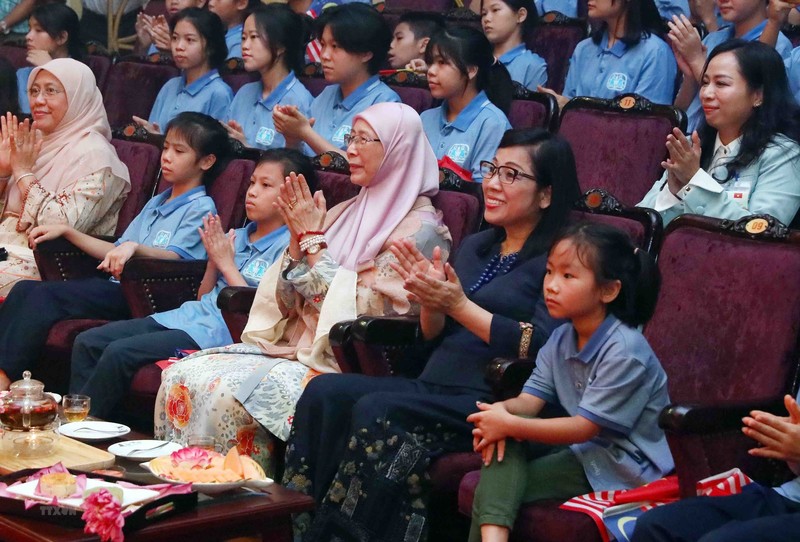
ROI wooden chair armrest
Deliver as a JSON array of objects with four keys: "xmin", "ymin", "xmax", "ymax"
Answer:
[{"xmin": 119, "ymin": 258, "xmax": 207, "ymax": 317}]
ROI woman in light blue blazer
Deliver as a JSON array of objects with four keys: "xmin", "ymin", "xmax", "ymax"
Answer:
[{"xmin": 640, "ymin": 40, "xmax": 800, "ymax": 226}]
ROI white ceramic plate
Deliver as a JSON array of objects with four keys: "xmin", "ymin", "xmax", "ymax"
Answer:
[
  {"xmin": 6, "ymin": 477, "xmax": 158, "ymax": 508},
  {"xmin": 107, "ymin": 440, "xmax": 183, "ymax": 460},
  {"xmin": 47, "ymin": 392, "xmax": 61, "ymax": 404},
  {"xmin": 139, "ymin": 461, "xmax": 247, "ymax": 495},
  {"xmin": 59, "ymin": 421, "xmax": 130, "ymax": 441}
]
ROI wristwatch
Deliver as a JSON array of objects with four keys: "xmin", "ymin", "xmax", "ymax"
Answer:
[
  {"xmin": 305, "ymin": 241, "xmax": 327, "ymax": 255},
  {"xmin": 0, "ymin": 21, "xmax": 10, "ymax": 35}
]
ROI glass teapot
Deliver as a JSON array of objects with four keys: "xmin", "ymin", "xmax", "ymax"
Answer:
[{"xmin": 0, "ymin": 371, "xmax": 58, "ymax": 430}]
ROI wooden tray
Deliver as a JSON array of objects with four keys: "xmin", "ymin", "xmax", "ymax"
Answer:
[{"xmin": 0, "ymin": 435, "xmax": 114, "ymax": 475}]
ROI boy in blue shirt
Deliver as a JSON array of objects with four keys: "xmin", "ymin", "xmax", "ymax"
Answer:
[
  {"xmin": 0, "ymin": 113, "xmax": 228, "ymax": 392},
  {"xmin": 69, "ymin": 149, "xmax": 316, "ymax": 418}
]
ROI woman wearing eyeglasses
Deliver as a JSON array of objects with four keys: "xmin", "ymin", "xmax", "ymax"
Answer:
[
  {"xmin": 154, "ymin": 102, "xmax": 450, "ymax": 475},
  {"xmin": 0, "ymin": 58, "xmax": 129, "ymax": 295},
  {"xmin": 282, "ymin": 127, "xmax": 580, "ymax": 541}
]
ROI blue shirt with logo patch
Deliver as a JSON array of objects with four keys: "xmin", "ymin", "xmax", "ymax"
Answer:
[
  {"xmin": 523, "ymin": 315, "xmax": 674, "ymax": 491},
  {"xmin": 152, "ymin": 223, "xmax": 290, "ymax": 349},
  {"xmin": 684, "ymin": 22, "xmax": 793, "ymax": 133},
  {"xmin": 499, "ymin": 44, "xmax": 548, "ymax": 90},
  {"xmin": 226, "ymin": 73, "xmax": 313, "ymax": 150},
  {"xmin": 148, "ymin": 69, "xmax": 233, "ymax": 130},
  {"xmin": 225, "ymin": 24, "xmax": 243, "ymax": 59},
  {"xmin": 563, "ymin": 31, "xmax": 677, "ymax": 105},
  {"xmin": 307, "ymin": 75, "xmax": 400, "ymax": 154},
  {"xmin": 116, "ymin": 186, "xmax": 215, "ymax": 260},
  {"xmin": 420, "ymin": 91, "xmax": 511, "ymax": 183}
]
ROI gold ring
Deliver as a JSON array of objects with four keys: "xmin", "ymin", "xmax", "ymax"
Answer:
[{"xmin": 288, "ymin": 199, "xmax": 297, "ymax": 210}]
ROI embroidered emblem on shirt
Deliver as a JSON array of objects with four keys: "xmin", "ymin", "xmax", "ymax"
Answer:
[
  {"xmin": 243, "ymin": 259, "xmax": 268, "ymax": 280},
  {"xmin": 447, "ymin": 144, "xmax": 470, "ymax": 164},
  {"xmin": 255, "ymin": 127, "xmax": 275, "ymax": 146},
  {"xmin": 153, "ymin": 230, "xmax": 172, "ymax": 248},
  {"xmin": 332, "ymin": 125, "xmax": 351, "ymax": 143},
  {"xmin": 606, "ymin": 72, "xmax": 628, "ymax": 91}
]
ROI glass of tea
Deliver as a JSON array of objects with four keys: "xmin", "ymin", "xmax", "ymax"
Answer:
[{"xmin": 62, "ymin": 395, "xmax": 90, "ymax": 422}]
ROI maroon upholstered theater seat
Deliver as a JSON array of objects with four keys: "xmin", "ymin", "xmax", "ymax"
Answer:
[
  {"xmin": 382, "ymin": 71, "xmax": 437, "ymax": 114},
  {"xmin": 85, "ymin": 54, "xmax": 112, "ymax": 93},
  {"xmin": 110, "ymin": 138, "xmax": 162, "ymax": 236},
  {"xmin": 103, "ymin": 59, "xmax": 179, "ymax": 128},
  {"xmin": 298, "ymin": 62, "xmax": 330, "ymax": 98},
  {"xmin": 220, "ymin": 58, "xmax": 259, "ymax": 93},
  {"xmin": 0, "ymin": 43, "xmax": 29, "ymax": 69},
  {"xmin": 508, "ymin": 85, "xmax": 559, "ymax": 131},
  {"xmin": 558, "ymin": 93, "xmax": 685, "ymax": 207},
  {"xmin": 526, "ymin": 12, "xmax": 588, "ymax": 93}
]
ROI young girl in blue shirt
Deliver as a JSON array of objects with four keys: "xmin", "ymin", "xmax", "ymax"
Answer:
[
  {"xmin": 538, "ymin": 0, "xmax": 677, "ymax": 107},
  {"xmin": 207, "ymin": 0, "xmax": 258, "ymax": 59},
  {"xmin": 467, "ymin": 222, "xmax": 673, "ymax": 542},
  {"xmin": 420, "ymin": 25, "xmax": 513, "ymax": 183},
  {"xmin": 272, "ymin": 3, "xmax": 400, "ymax": 156},
  {"xmin": 134, "ymin": 8, "xmax": 233, "ymax": 134},
  {"xmin": 17, "ymin": 4, "xmax": 85, "ymax": 114},
  {"xmin": 68, "ymin": 148, "xmax": 315, "ymax": 418},
  {"xmin": 482, "ymin": 0, "xmax": 548, "ymax": 91},
  {"xmin": 0, "ymin": 112, "xmax": 229, "ymax": 391},
  {"xmin": 225, "ymin": 4, "xmax": 313, "ymax": 150}
]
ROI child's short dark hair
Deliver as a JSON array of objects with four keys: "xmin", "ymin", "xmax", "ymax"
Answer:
[
  {"xmin": 398, "ymin": 11, "xmax": 445, "ymax": 40},
  {"xmin": 315, "ymin": 3, "xmax": 391, "ymax": 74},
  {"xmin": 170, "ymin": 8, "xmax": 228, "ymax": 70},
  {"xmin": 257, "ymin": 148, "xmax": 319, "ymax": 193},
  {"xmin": 551, "ymin": 222, "xmax": 661, "ymax": 327},
  {"xmin": 164, "ymin": 112, "xmax": 231, "ymax": 189}
]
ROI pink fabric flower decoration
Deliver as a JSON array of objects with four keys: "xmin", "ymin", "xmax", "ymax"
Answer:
[
  {"xmin": 81, "ymin": 489, "xmax": 124, "ymax": 542},
  {"xmin": 169, "ymin": 446, "xmax": 218, "ymax": 468}
]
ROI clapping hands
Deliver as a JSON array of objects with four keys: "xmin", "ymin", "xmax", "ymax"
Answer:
[{"xmin": 390, "ymin": 241, "xmax": 466, "ymax": 314}]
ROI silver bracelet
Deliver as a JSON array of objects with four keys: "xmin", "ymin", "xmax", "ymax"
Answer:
[{"xmin": 15, "ymin": 172, "xmax": 36, "ymax": 184}]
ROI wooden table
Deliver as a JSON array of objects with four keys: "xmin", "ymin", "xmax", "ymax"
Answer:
[{"xmin": 0, "ymin": 428, "xmax": 314, "ymax": 542}]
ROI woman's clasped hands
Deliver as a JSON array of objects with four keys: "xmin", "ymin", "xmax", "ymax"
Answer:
[
  {"xmin": 663, "ymin": 127, "xmax": 701, "ymax": 196},
  {"xmin": 390, "ymin": 240, "xmax": 466, "ymax": 314},
  {"xmin": 274, "ymin": 172, "xmax": 326, "ymax": 260}
]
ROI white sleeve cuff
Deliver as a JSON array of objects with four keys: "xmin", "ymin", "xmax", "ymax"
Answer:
[
  {"xmin": 654, "ymin": 181, "xmax": 683, "ymax": 212},
  {"xmin": 677, "ymin": 168, "xmax": 724, "ymax": 199}
]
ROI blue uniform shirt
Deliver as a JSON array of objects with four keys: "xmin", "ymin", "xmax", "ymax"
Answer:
[
  {"xmin": 116, "ymin": 186, "xmax": 216, "ymax": 260},
  {"xmin": 225, "ymin": 23, "xmax": 243, "ymax": 59},
  {"xmin": 16, "ymin": 66, "xmax": 33, "ymax": 114},
  {"xmin": 787, "ymin": 46, "xmax": 800, "ymax": 104},
  {"xmin": 563, "ymin": 31, "xmax": 677, "ymax": 105},
  {"xmin": 148, "ymin": 69, "xmax": 233, "ymax": 130},
  {"xmin": 534, "ymin": 0, "xmax": 577, "ymax": 17},
  {"xmin": 152, "ymin": 223, "xmax": 290, "ymax": 349},
  {"xmin": 523, "ymin": 315, "xmax": 674, "ymax": 491},
  {"xmin": 499, "ymin": 44, "xmax": 548, "ymax": 90},
  {"xmin": 308, "ymin": 75, "xmax": 400, "ymax": 153},
  {"xmin": 686, "ymin": 22, "xmax": 793, "ymax": 132},
  {"xmin": 420, "ymin": 91, "xmax": 511, "ymax": 183},
  {"xmin": 226, "ymin": 73, "xmax": 313, "ymax": 150},
  {"xmin": 654, "ymin": 0, "xmax": 689, "ymax": 19}
]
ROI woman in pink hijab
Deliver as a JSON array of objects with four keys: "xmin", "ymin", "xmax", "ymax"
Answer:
[
  {"xmin": 0, "ymin": 58, "xmax": 130, "ymax": 295},
  {"xmin": 154, "ymin": 102, "xmax": 451, "ymax": 475}
]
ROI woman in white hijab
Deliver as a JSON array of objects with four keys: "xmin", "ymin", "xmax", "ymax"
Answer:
[
  {"xmin": 0, "ymin": 58, "xmax": 130, "ymax": 295},
  {"xmin": 154, "ymin": 103, "xmax": 451, "ymax": 477}
]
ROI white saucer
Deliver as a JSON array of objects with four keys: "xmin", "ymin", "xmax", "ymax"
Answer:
[
  {"xmin": 59, "ymin": 421, "xmax": 131, "ymax": 441},
  {"xmin": 108, "ymin": 440, "xmax": 183, "ymax": 460}
]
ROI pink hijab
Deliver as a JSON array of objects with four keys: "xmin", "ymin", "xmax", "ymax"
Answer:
[
  {"xmin": 6, "ymin": 58, "xmax": 130, "ymax": 216},
  {"xmin": 325, "ymin": 102, "xmax": 439, "ymax": 271}
]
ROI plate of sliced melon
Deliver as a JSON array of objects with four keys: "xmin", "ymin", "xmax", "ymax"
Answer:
[{"xmin": 141, "ymin": 446, "xmax": 273, "ymax": 494}]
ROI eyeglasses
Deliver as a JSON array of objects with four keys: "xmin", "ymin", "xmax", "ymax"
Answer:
[
  {"xmin": 343, "ymin": 133, "xmax": 381, "ymax": 148},
  {"xmin": 479, "ymin": 161, "xmax": 537, "ymax": 185},
  {"xmin": 28, "ymin": 86, "xmax": 64, "ymax": 99}
]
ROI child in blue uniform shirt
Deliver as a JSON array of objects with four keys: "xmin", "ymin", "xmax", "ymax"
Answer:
[
  {"xmin": 482, "ymin": 0, "xmax": 547, "ymax": 91},
  {"xmin": 468, "ymin": 222, "xmax": 673, "ymax": 542},
  {"xmin": 207, "ymin": 0, "xmax": 256, "ymax": 59},
  {"xmin": 134, "ymin": 9, "xmax": 233, "ymax": 134},
  {"xmin": 388, "ymin": 11, "xmax": 444, "ymax": 70},
  {"xmin": 225, "ymin": 5, "xmax": 313, "ymax": 150},
  {"xmin": 69, "ymin": 149, "xmax": 316, "ymax": 418},
  {"xmin": 0, "ymin": 113, "xmax": 229, "ymax": 391},
  {"xmin": 538, "ymin": 0, "xmax": 676, "ymax": 108},
  {"xmin": 273, "ymin": 3, "xmax": 400, "ymax": 156},
  {"xmin": 420, "ymin": 26, "xmax": 512, "ymax": 183}
]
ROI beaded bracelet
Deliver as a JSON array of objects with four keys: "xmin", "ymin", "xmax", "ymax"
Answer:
[
  {"xmin": 299, "ymin": 234, "xmax": 326, "ymax": 253},
  {"xmin": 298, "ymin": 230, "xmax": 324, "ymax": 241}
]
